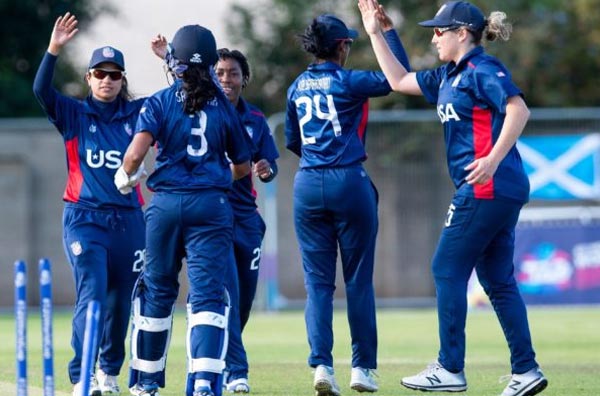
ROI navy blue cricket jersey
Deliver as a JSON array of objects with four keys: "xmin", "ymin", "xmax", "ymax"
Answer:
[
  {"xmin": 228, "ymin": 97, "xmax": 279, "ymax": 216},
  {"xmin": 136, "ymin": 80, "xmax": 251, "ymax": 192},
  {"xmin": 285, "ymin": 30, "xmax": 409, "ymax": 168},
  {"xmin": 416, "ymin": 46, "xmax": 529, "ymax": 202},
  {"xmin": 33, "ymin": 52, "xmax": 145, "ymax": 209}
]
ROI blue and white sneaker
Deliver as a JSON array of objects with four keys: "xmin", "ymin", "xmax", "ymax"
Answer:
[
  {"xmin": 401, "ymin": 361, "xmax": 467, "ymax": 392},
  {"xmin": 500, "ymin": 367, "xmax": 547, "ymax": 396},
  {"xmin": 350, "ymin": 367, "xmax": 378, "ymax": 392},
  {"xmin": 313, "ymin": 365, "xmax": 341, "ymax": 396},
  {"xmin": 226, "ymin": 378, "xmax": 250, "ymax": 393},
  {"xmin": 96, "ymin": 369, "xmax": 121, "ymax": 395},
  {"xmin": 193, "ymin": 386, "xmax": 214, "ymax": 396},
  {"xmin": 129, "ymin": 383, "xmax": 160, "ymax": 396}
]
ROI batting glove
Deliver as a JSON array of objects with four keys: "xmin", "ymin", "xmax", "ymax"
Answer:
[{"xmin": 114, "ymin": 163, "xmax": 146, "ymax": 195}]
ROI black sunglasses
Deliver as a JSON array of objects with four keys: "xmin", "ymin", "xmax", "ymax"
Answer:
[{"xmin": 90, "ymin": 68, "xmax": 125, "ymax": 81}]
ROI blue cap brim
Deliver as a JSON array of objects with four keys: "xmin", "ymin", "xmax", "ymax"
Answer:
[
  {"xmin": 348, "ymin": 28, "xmax": 359, "ymax": 39},
  {"xmin": 418, "ymin": 18, "xmax": 453, "ymax": 28}
]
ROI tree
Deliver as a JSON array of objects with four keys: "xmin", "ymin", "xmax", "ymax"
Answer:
[
  {"xmin": 227, "ymin": 0, "xmax": 600, "ymax": 114},
  {"xmin": 0, "ymin": 1, "xmax": 114, "ymax": 117}
]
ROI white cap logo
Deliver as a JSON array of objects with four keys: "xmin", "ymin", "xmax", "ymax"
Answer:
[
  {"xmin": 102, "ymin": 47, "xmax": 115, "ymax": 58},
  {"xmin": 190, "ymin": 53, "xmax": 203, "ymax": 64}
]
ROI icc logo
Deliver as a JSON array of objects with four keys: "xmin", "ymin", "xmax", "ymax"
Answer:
[{"xmin": 86, "ymin": 149, "xmax": 122, "ymax": 169}]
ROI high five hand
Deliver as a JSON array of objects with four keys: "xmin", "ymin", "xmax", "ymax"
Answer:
[
  {"xmin": 49, "ymin": 12, "xmax": 79, "ymax": 55},
  {"xmin": 358, "ymin": 0, "xmax": 382, "ymax": 35}
]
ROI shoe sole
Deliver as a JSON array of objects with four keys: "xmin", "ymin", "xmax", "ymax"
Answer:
[
  {"xmin": 314, "ymin": 381, "xmax": 340, "ymax": 396},
  {"xmin": 350, "ymin": 383, "xmax": 377, "ymax": 393},
  {"xmin": 518, "ymin": 378, "xmax": 548, "ymax": 396},
  {"xmin": 401, "ymin": 381, "xmax": 467, "ymax": 392},
  {"xmin": 227, "ymin": 388, "xmax": 250, "ymax": 394}
]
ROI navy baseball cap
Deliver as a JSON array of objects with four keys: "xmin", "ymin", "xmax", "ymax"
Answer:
[
  {"xmin": 170, "ymin": 25, "xmax": 218, "ymax": 66},
  {"xmin": 88, "ymin": 46, "xmax": 125, "ymax": 70},
  {"xmin": 316, "ymin": 14, "xmax": 359, "ymax": 46},
  {"xmin": 419, "ymin": 1, "xmax": 486, "ymax": 32}
]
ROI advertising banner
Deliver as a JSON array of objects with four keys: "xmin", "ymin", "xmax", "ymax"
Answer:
[{"xmin": 468, "ymin": 207, "xmax": 600, "ymax": 306}]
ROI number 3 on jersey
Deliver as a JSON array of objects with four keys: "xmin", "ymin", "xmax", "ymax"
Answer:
[
  {"xmin": 295, "ymin": 94, "xmax": 342, "ymax": 145},
  {"xmin": 187, "ymin": 110, "xmax": 208, "ymax": 157}
]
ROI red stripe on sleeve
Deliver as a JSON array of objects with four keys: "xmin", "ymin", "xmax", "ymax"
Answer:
[
  {"xmin": 63, "ymin": 137, "xmax": 84, "ymax": 202},
  {"xmin": 472, "ymin": 106, "xmax": 494, "ymax": 199}
]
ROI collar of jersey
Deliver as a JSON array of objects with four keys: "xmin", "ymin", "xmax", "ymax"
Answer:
[
  {"xmin": 236, "ymin": 96, "xmax": 249, "ymax": 116},
  {"xmin": 82, "ymin": 94, "xmax": 137, "ymax": 120},
  {"xmin": 307, "ymin": 61, "xmax": 342, "ymax": 71},
  {"xmin": 446, "ymin": 45, "xmax": 484, "ymax": 76}
]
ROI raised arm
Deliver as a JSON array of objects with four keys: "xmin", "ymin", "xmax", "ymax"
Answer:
[
  {"xmin": 33, "ymin": 12, "xmax": 79, "ymax": 115},
  {"xmin": 47, "ymin": 12, "xmax": 79, "ymax": 56},
  {"xmin": 358, "ymin": 0, "xmax": 421, "ymax": 95}
]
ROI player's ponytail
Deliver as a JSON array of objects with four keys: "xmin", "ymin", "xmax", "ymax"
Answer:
[
  {"xmin": 484, "ymin": 11, "xmax": 512, "ymax": 42},
  {"xmin": 180, "ymin": 65, "xmax": 218, "ymax": 114}
]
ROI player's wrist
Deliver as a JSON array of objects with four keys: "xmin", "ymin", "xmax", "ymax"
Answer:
[{"xmin": 259, "ymin": 167, "xmax": 274, "ymax": 181}]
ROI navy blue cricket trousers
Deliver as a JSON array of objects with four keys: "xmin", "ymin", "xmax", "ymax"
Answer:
[
  {"xmin": 137, "ymin": 190, "xmax": 232, "ymax": 385},
  {"xmin": 433, "ymin": 195, "xmax": 539, "ymax": 374},
  {"xmin": 62, "ymin": 203, "xmax": 145, "ymax": 383},
  {"xmin": 293, "ymin": 166, "xmax": 378, "ymax": 369},
  {"xmin": 225, "ymin": 212, "xmax": 266, "ymax": 380}
]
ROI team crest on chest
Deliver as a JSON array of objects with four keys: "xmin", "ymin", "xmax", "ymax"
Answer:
[
  {"xmin": 124, "ymin": 122, "xmax": 132, "ymax": 136},
  {"xmin": 70, "ymin": 241, "xmax": 83, "ymax": 256},
  {"xmin": 89, "ymin": 124, "xmax": 97, "ymax": 133}
]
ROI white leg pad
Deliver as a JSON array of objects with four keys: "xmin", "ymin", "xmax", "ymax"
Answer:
[
  {"xmin": 186, "ymin": 302, "xmax": 230, "ymax": 374},
  {"xmin": 130, "ymin": 297, "xmax": 174, "ymax": 373}
]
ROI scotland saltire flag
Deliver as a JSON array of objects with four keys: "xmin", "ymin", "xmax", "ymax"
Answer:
[{"xmin": 517, "ymin": 134, "xmax": 600, "ymax": 200}]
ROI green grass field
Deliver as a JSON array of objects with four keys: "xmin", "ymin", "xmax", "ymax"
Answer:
[{"xmin": 1, "ymin": 306, "xmax": 598, "ymax": 396}]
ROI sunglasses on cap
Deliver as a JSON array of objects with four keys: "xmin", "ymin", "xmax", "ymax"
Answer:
[
  {"xmin": 90, "ymin": 68, "xmax": 125, "ymax": 81},
  {"xmin": 433, "ymin": 26, "xmax": 461, "ymax": 37}
]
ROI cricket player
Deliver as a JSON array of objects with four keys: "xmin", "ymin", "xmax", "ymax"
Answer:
[
  {"xmin": 284, "ymin": 13, "xmax": 410, "ymax": 396},
  {"xmin": 34, "ymin": 12, "xmax": 146, "ymax": 396},
  {"xmin": 359, "ymin": 1, "xmax": 547, "ymax": 395},
  {"xmin": 215, "ymin": 48, "xmax": 279, "ymax": 394},
  {"xmin": 116, "ymin": 24, "xmax": 251, "ymax": 396}
]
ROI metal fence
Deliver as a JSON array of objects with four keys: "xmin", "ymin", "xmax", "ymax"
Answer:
[
  {"xmin": 255, "ymin": 107, "xmax": 600, "ymax": 309},
  {"xmin": 1, "ymin": 108, "xmax": 600, "ymax": 308}
]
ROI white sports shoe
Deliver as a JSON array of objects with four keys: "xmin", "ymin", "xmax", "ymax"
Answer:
[
  {"xmin": 129, "ymin": 383, "xmax": 160, "ymax": 396},
  {"xmin": 350, "ymin": 367, "xmax": 378, "ymax": 392},
  {"xmin": 226, "ymin": 378, "xmax": 250, "ymax": 393},
  {"xmin": 401, "ymin": 361, "xmax": 467, "ymax": 392},
  {"xmin": 97, "ymin": 369, "xmax": 121, "ymax": 395},
  {"xmin": 73, "ymin": 375, "xmax": 102, "ymax": 396},
  {"xmin": 500, "ymin": 367, "xmax": 548, "ymax": 396},
  {"xmin": 313, "ymin": 365, "xmax": 341, "ymax": 396}
]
